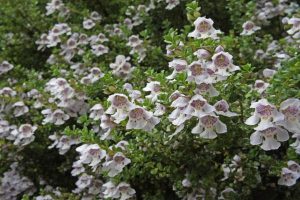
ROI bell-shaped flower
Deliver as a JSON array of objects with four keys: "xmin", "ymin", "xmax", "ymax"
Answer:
[
  {"xmin": 166, "ymin": 0, "xmax": 180, "ymax": 10},
  {"xmin": 193, "ymin": 49, "xmax": 211, "ymax": 60},
  {"xmin": 186, "ymin": 61, "xmax": 209, "ymax": 84},
  {"xmin": 276, "ymin": 98, "xmax": 300, "ymax": 134},
  {"xmin": 143, "ymin": 81, "xmax": 161, "ymax": 103},
  {"xmin": 0, "ymin": 61, "xmax": 14, "ymax": 75},
  {"xmin": 166, "ymin": 59, "xmax": 188, "ymax": 80},
  {"xmin": 245, "ymin": 99, "xmax": 284, "ymax": 131},
  {"xmin": 194, "ymin": 83, "xmax": 219, "ymax": 97},
  {"xmin": 42, "ymin": 109, "xmax": 70, "ymax": 125},
  {"xmin": 183, "ymin": 94, "xmax": 215, "ymax": 118},
  {"xmin": 89, "ymin": 104, "xmax": 104, "ymax": 121},
  {"xmin": 263, "ymin": 68, "xmax": 277, "ymax": 78},
  {"xmin": 83, "ymin": 19, "xmax": 95, "ymax": 30},
  {"xmin": 103, "ymin": 152, "xmax": 131, "ymax": 177},
  {"xmin": 288, "ymin": 161, "xmax": 300, "ymax": 177},
  {"xmin": 169, "ymin": 95, "xmax": 191, "ymax": 126},
  {"xmin": 126, "ymin": 106, "xmax": 160, "ymax": 132},
  {"xmin": 192, "ymin": 114, "xmax": 227, "ymax": 139},
  {"xmin": 117, "ymin": 182, "xmax": 136, "ymax": 200},
  {"xmin": 90, "ymin": 11, "xmax": 102, "ymax": 21},
  {"xmin": 188, "ymin": 17, "xmax": 222, "ymax": 39},
  {"xmin": 76, "ymin": 144, "xmax": 106, "ymax": 171},
  {"xmin": 214, "ymin": 100, "xmax": 238, "ymax": 117},
  {"xmin": 12, "ymin": 101, "xmax": 29, "ymax": 117},
  {"xmin": 241, "ymin": 21, "xmax": 261, "ymax": 35},
  {"xmin": 211, "ymin": 51, "xmax": 240, "ymax": 77},
  {"xmin": 11, "ymin": 124, "xmax": 37, "ymax": 146},
  {"xmin": 0, "ymin": 87, "xmax": 16, "ymax": 97},
  {"xmin": 249, "ymin": 126, "xmax": 289, "ymax": 151},
  {"xmin": 106, "ymin": 94, "xmax": 133, "ymax": 124},
  {"xmin": 91, "ymin": 44, "xmax": 109, "ymax": 56},
  {"xmin": 287, "ymin": 17, "xmax": 300, "ymax": 35},
  {"xmin": 253, "ymin": 80, "xmax": 269, "ymax": 94},
  {"xmin": 278, "ymin": 168, "xmax": 298, "ymax": 186}
]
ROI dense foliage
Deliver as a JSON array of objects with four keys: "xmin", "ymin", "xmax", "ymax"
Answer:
[{"xmin": 0, "ymin": 0, "xmax": 300, "ymax": 199}]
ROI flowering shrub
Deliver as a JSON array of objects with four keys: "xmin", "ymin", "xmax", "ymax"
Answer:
[{"xmin": 0, "ymin": 0, "xmax": 300, "ymax": 199}]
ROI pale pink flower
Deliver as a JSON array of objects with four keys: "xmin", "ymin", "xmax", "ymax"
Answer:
[
  {"xmin": 13, "ymin": 101, "xmax": 29, "ymax": 117},
  {"xmin": 278, "ymin": 168, "xmax": 298, "ymax": 186}
]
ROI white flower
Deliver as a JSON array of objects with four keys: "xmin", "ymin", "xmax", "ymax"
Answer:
[
  {"xmin": 83, "ymin": 19, "xmax": 95, "ymax": 30},
  {"xmin": 91, "ymin": 44, "xmax": 109, "ymax": 56},
  {"xmin": 276, "ymin": 98, "xmax": 300, "ymax": 134},
  {"xmin": 184, "ymin": 94, "xmax": 215, "ymax": 118},
  {"xmin": 76, "ymin": 144, "xmax": 106, "ymax": 171},
  {"xmin": 0, "ymin": 120, "xmax": 10, "ymax": 138},
  {"xmin": 49, "ymin": 134, "xmax": 80, "ymax": 155},
  {"xmin": 103, "ymin": 152, "xmax": 131, "ymax": 177},
  {"xmin": 126, "ymin": 106, "xmax": 160, "ymax": 132},
  {"xmin": 0, "ymin": 87, "xmax": 16, "ymax": 97},
  {"xmin": 287, "ymin": 17, "xmax": 300, "ymax": 35},
  {"xmin": 194, "ymin": 83, "xmax": 219, "ymax": 97},
  {"xmin": 241, "ymin": 21, "xmax": 261, "ymax": 35},
  {"xmin": 11, "ymin": 124, "xmax": 37, "ymax": 146},
  {"xmin": 214, "ymin": 100, "xmax": 238, "ymax": 117},
  {"xmin": 100, "ymin": 114, "xmax": 116, "ymax": 140},
  {"xmin": 75, "ymin": 174, "xmax": 93, "ymax": 189},
  {"xmin": 250, "ymin": 126, "xmax": 289, "ymax": 151},
  {"xmin": 166, "ymin": 0, "xmax": 180, "ymax": 10},
  {"xmin": 211, "ymin": 51, "xmax": 240, "ymax": 77},
  {"xmin": 89, "ymin": 104, "xmax": 104, "ymax": 121},
  {"xmin": 253, "ymin": 80, "xmax": 269, "ymax": 94},
  {"xmin": 245, "ymin": 99, "xmax": 284, "ymax": 131},
  {"xmin": 71, "ymin": 160, "xmax": 85, "ymax": 176},
  {"xmin": 188, "ymin": 17, "xmax": 222, "ymax": 39},
  {"xmin": 103, "ymin": 181, "xmax": 119, "ymax": 199},
  {"xmin": 166, "ymin": 59, "xmax": 188, "ymax": 80},
  {"xmin": 193, "ymin": 49, "xmax": 211, "ymax": 60},
  {"xmin": 103, "ymin": 181, "xmax": 136, "ymax": 200},
  {"xmin": 46, "ymin": 0, "xmax": 64, "ymax": 16},
  {"xmin": 106, "ymin": 94, "xmax": 133, "ymax": 124},
  {"xmin": 143, "ymin": 81, "xmax": 161, "ymax": 102},
  {"xmin": 278, "ymin": 168, "xmax": 298, "ymax": 186},
  {"xmin": 90, "ymin": 11, "xmax": 102, "ymax": 21},
  {"xmin": 42, "ymin": 109, "xmax": 70, "ymax": 125},
  {"xmin": 117, "ymin": 182, "xmax": 136, "ymax": 200},
  {"xmin": 87, "ymin": 67, "xmax": 104, "ymax": 83},
  {"xmin": 169, "ymin": 95, "xmax": 191, "ymax": 126},
  {"xmin": 192, "ymin": 114, "xmax": 227, "ymax": 139},
  {"xmin": 0, "ymin": 61, "xmax": 14, "ymax": 75},
  {"xmin": 263, "ymin": 68, "xmax": 277, "ymax": 78},
  {"xmin": 154, "ymin": 103, "xmax": 166, "ymax": 116},
  {"xmin": 287, "ymin": 161, "xmax": 300, "ymax": 177},
  {"xmin": 186, "ymin": 61, "xmax": 209, "ymax": 84},
  {"xmin": 127, "ymin": 35, "xmax": 142, "ymax": 47},
  {"xmin": 110, "ymin": 55, "xmax": 133, "ymax": 79},
  {"xmin": 12, "ymin": 101, "xmax": 29, "ymax": 117}
]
